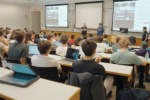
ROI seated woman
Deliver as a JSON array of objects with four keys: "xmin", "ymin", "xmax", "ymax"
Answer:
[
  {"xmin": 72, "ymin": 37, "xmax": 82, "ymax": 53},
  {"xmin": 0, "ymin": 30, "xmax": 10, "ymax": 46},
  {"xmin": 103, "ymin": 34, "xmax": 110, "ymax": 45},
  {"xmin": 9, "ymin": 30, "xmax": 16, "ymax": 40},
  {"xmin": 25, "ymin": 32, "xmax": 34, "ymax": 45},
  {"xmin": 39, "ymin": 30, "xmax": 44, "ymax": 38},
  {"xmin": 54, "ymin": 33, "xmax": 59, "ymax": 41},
  {"xmin": 34, "ymin": 34, "xmax": 41, "ymax": 44}
]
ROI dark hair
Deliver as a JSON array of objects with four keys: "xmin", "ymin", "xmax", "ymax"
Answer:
[
  {"xmin": 38, "ymin": 40, "xmax": 51, "ymax": 54},
  {"xmin": 34, "ymin": 34, "xmax": 40, "ymax": 44},
  {"xmin": 74, "ymin": 37, "xmax": 82, "ymax": 46},
  {"xmin": 52, "ymin": 31, "xmax": 54, "ymax": 33},
  {"xmin": 40, "ymin": 30, "xmax": 43, "ymax": 33},
  {"xmin": 24, "ymin": 28, "xmax": 27, "ymax": 30},
  {"xmin": 46, "ymin": 32, "xmax": 53, "ymax": 40},
  {"xmin": 116, "ymin": 37, "xmax": 121, "ymax": 43},
  {"xmin": 81, "ymin": 39, "xmax": 97, "ymax": 56},
  {"xmin": 58, "ymin": 33, "xmax": 62, "ymax": 36},
  {"xmin": 89, "ymin": 34, "xmax": 93, "ymax": 37},
  {"xmin": 25, "ymin": 32, "xmax": 32, "ymax": 44},
  {"xmin": 32, "ymin": 31, "xmax": 35, "ymax": 34},
  {"xmin": 60, "ymin": 34, "xmax": 69, "ymax": 44},
  {"xmin": 104, "ymin": 34, "xmax": 108, "ymax": 38},
  {"xmin": 97, "ymin": 36, "xmax": 103, "ymax": 43},
  {"xmin": 54, "ymin": 33, "xmax": 57, "ymax": 36},
  {"xmin": 14, "ymin": 31, "xmax": 25, "ymax": 42},
  {"xmin": 0, "ymin": 31, "xmax": 3, "ymax": 36},
  {"xmin": 71, "ymin": 35, "xmax": 75, "ymax": 39},
  {"xmin": 83, "ymin": 35, "xmax": 87, "ymax": 39},
  {"xmin": 99, "ymin": 23, "xmax": 102, "ymax": 25},
  {"xmin": 143, "ymin": 27, "xmax": 147, "ymax": 30},
  {"xmin": 44, "ymin": 32, "xmax": 46, "ymax": 35}
]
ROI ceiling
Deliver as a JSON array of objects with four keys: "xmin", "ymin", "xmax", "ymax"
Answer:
[{"xmin": 0, "ymin": 0, "xmax": 105, "ymax": 5}]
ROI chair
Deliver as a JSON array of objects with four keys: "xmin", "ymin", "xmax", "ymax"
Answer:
[
  {"xmin": 6, "ymin": 58, "xmax": 21, "ymax": 64},
  {"xmin": 26, "ymin": 58, "xmax": 31, "ymax": 65},
  {"xmin": 29, "ymin": 65, "xmax": 59, "ymax": 82},
  {"xmin": 49, "ymin": 51, "xmax": 56, "ymax": 55},
  {"xmin": 129, "ymin": 36, "xmax": 136, "ymax": 46}
]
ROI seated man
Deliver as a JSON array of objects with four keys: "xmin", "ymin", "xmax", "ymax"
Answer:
[
  {"xmin": 31, "ymin": 40, "xmax": 62, "ymax": 73},
  {"xmin": 56, "ymin": 34, "xmax": 69, "ymax": 56},
  {"xmin": 73, "ymin": 39, "xmax": 114, "ymax": 95},
  {"xmin": 8, "ymin": 31, "xmax": 29, "ymax": 65},
  {"xmin": 135, "ymin": 42, "xmax": 150, "ymax": 57},
  {"xmin": 112, "ymin": 37, "xmax": 121, "ymax": 53},
  {"xmin": 96, "ymin": 36, "xmax": 112, "ymax": 53},
  {"xmin": 68, "ymin": 35, "xmax": 75, "ymax": 45},
  {"xmin": 46, "ymin": 32, "xmax": 58, "ymax": 51},
  {"xmin": 103, "ymin": 34, "xmax": 110, "ymax": 44},
  {"xmin": 110, "ymin": 39, "xmax": 146, "ymax": 66}
]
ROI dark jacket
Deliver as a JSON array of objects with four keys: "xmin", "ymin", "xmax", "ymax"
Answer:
[{"xmin": 67, "ymin": 72, "xmax": 106, "ymax": 100}]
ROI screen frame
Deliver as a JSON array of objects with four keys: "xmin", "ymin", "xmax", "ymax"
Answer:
[
  {"xmin": 112, "ymin": 0, "xmax": 149, "ymax": 33},
  {"xmin": 45, "ymin": 4, "xmax": 69, "ymax": 28},
  {"xmin": 75, "ymin": 1, "xmax": 103, "ymax": 29}
]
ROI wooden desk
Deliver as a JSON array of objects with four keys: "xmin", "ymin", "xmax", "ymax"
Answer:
[{"xmin": 0, "ymin": 68, "xmax": 80, "ymax": 100}]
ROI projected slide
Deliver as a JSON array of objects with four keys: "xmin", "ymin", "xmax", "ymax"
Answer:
[
  {"xmin": 113, "ymin": 0, "xmax": 150, "ymax": 32},
  {"xmin": 46, "ymin": 5, "xmax": 68, "ymax": 27}
]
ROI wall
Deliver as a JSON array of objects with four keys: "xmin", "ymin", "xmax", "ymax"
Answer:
[{"xmin": 0, "ymin": 3, "xmax": 30, "ymax": 30}]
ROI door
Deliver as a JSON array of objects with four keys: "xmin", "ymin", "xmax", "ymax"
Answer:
[{"xmin": 32, "ymin": 11, "xmax": 41, "ymax": 33}]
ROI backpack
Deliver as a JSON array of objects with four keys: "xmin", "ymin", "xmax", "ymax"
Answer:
[{"xmin": 117, "ymin": 85, "xmax": 149, "ymax": 100}]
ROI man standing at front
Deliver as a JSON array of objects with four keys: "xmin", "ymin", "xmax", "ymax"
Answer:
[
  {"xmin": 81, "ymin": 23, "xmax": 87, "ymax": 37},
  {"xmin": 97, "ymin": 23, "xmax": 105, "ymax": 36},
  {"xmin": 142, "ymin": 27, "xmax": 148, "ymax": 42}
]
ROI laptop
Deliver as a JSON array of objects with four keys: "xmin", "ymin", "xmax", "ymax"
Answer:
[
  {"xmin": 117, "ymin": 49, "xmax": 129, "ymax": 52},
  {"xmin": 0, "ymin": 62, "xmax": 40, "ymax": 87},
  {"xmin": 29, "ymin": 45, "xmax": 40, "ymax": 56},
  {"xmin": 58, "ymin": 48, "xmax": 79, "ymax": 64}
]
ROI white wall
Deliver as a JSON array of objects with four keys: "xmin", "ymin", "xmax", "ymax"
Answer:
[{"xmin": 0, "ymin": 3, "xmax": 30, "ymax": 30}]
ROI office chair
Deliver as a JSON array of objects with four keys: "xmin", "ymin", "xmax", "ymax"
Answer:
[
  {"xmin": 129, "ymin": 36, "xmax": 136, "ymax": 46},
  {"xmin": 29, "ymin": 65, "xmax": 59, "ymax": 82},
  {"xmin": 6, "ymin": 58, "xmax": 21, "ymax": 64}
]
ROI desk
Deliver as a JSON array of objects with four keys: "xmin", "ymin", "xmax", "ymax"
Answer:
[
  {"xmin": 0, "ymin": 68, "xmax": 80, "ymax": 100},
  {"xmin": 129, "ymin": 46, "xmax": 141, "ymax": 49}
]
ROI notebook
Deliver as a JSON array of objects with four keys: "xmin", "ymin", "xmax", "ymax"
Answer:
[
  {"xmin": 29, "ymin": 45, "xmax": 40, "ymax": 56},
  {"xmin": 0, "ymin": 62, "xmax": 40, "ymax": 87}
]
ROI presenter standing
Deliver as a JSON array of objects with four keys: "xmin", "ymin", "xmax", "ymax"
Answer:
[
  {"xmin": 92, "ymin": 23, "xmax": 105, "ymax": 36},
  {"xmin": 142, "ymin": 27, "xmax": 148, "ymax": 42},
  {"xmin": 81, "ymin": 23, "xmax": 87, "ymax": 37}
]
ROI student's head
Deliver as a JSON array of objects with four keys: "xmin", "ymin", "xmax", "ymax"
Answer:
[
  {"xmin": 32, "ymin": 31, "xmax": 35, "ymax": 35},
  {"xmin": 74, "ymin": 37, "xmax": 82, "ymax": 46},
  {"xmin": 14, "ymin": 31, "xmax": 25, "ymax": 43},
  {"xmin": 143, "ymin": 27, "xmax": 147, "ymax": 32},
  {"xmin": 24, "ymin": 28, "xmax": 27, "ymax": 30},
  {"xmin": 89, "ymin": 33, "xmax": 93, "ymax": 37},
  {"xmin": 2, "ymin": 29, "xmax": 6, "ymax": 36},
  {"xmin": 52, "ymin": 31, "xmax": 54, "ymax": 33},
  {"xmin": 10, "ymin": 30, "xmax": 16, "ymax": 39},
  {"xmin": 104, "ymin": 34, "xmax": 108, "ymax": 39},
  {"xmin": 58, "ymin": 33, "xmax": 62, "ymax": 37},
  {"xmin": 25, "ymin": 32, "xmax": 32, "ymax": 44},
  {"xmin": 83, "ymin": 35, "xmax": 87, "ymax": 40},
  {"xmin": 116, "ymin": 37, "xmax": 121, "ymax": 44},
  {"xmin": 118, "ymin": 39, "xmax": 130, "ymax": 49},
  {"xmin": 71, "ymin": 35, "xmax": 75, "ymax": 39},
  {"xmin": 38, "ymin": 40, "xmax": 51, "ymax": 55},
  {"xmin": 60, "ymin": 34, "xmax": 69, "ymax": 44},
  {"xmin": 81, "ymin": 39, "xmax": 97, "ymax": 57},
  {"xmin": 54, "ymin": 33, "xmax": 57, "ymax": 37},
  {"xmin": 46, "ymin": 32, "xmax": 53, "ymax": 41},
  {"xmin": 97, "ymin": 36, "xmax": 103, "ymax": 43},
  {"xmin": 0, "ymin": 31, "xmax": 3, "ymax": 37},
  {"xmin": 99, "ymin": 23, "xmax": 102, "ymax": 27},
  {"xmin": 40, "ymin": 30, "xmax": 43, "ymax": 34},
  {"xmin": 142, "ymin": 42, "xmax": 148, "ymax": 49},
  {"xmin": 35, "ymin": 34, "xmax": 40, "ymax": 39}
]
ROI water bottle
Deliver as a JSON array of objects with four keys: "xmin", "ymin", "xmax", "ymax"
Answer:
[{"xmin": 145, "ymin": 51, "xmax": 149, "ymax": 61}]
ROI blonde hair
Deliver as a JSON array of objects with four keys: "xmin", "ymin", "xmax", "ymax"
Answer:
[{"xmin": 118, "ymin": 38, "xmax": 130, "ymax": 49}]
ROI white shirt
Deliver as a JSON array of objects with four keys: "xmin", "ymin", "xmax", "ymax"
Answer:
[
  {"xmin": 31, "ymin": 55, "xmax": 61, "ymax": 70},
  {"xmin": 96, "ymin": 43, "xmax": 109, "ymax": 53},
  {"xmin": 56, "ymin": 47, "xmax": 68, "ymax": 56}
]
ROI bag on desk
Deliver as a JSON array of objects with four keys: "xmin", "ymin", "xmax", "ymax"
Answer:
[{"xmin": 117, "ymin": 85, "xmax": 149, "ymax": 100}]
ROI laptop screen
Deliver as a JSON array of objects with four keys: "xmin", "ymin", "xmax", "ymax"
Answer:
[
  {"xmin": 117, "ymin": 49, "xmax": 129, "ymax": 52},
  {"xmin": 4, "ymin": 62, "xmax": 36, "ymax": 75},
  {"xmin": 29, "ymin": 45, "xmax": 40, "ymax": 55},
  {"xmin": 65, "ymin": 48, "xmax": 79, "ymax": 60}
]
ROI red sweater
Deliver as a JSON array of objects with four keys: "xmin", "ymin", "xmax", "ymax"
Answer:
[{"xmin": 68, "ymin": 39, "xmax": 75, "ymax": 45}]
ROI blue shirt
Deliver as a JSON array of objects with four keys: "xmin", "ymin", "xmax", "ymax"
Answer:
[{"xmin": 97, "ymin": 27, "xmax": 104, "ymax": 36}]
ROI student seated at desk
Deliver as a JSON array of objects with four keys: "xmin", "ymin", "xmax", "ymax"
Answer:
[
  {"xmin": 32, "ymin": 31, "xmax": 35, "ymax": 40},
  {"xmin": 39, "ymin": 30, "xmax": 44, "ymax": 38},
  {"xmin": 103, "ymin": 34, "xmax": 110, "ymax": 45},
  {"xmin": 0, "ymin": 30, "xmax": 10, "ymax": 46},
  {"xmin": 72, "ymin": 39, "xmax": 114, "ymax": 95},
  {"xmin": 58, "ymin": 33, "xmax": 62, "ymax": 41},
  {"xmin": 8, "ymin": 31, "xmax": 29, "ymax": 65},
  {"xmin": 110, "ymin": 39, "xmax": 146, "ymax": 66},
  {"xmin": 68, "ymin": 35, "xmax": 75, "ymax": 45},
  {"xmin": 88, "ymin": 33, "xmax": 94, "ymax": 39},
  {"xmin": 31, "ymin": 40, "xmax": 62, "ymax": 72},
  {"xmin": 56, "ymin": 34, "xmax": 69, "ymax": 56},
  {"xmin": 0, "ymin": 33, "xmax": 8, "ymax": 58},
  {"xmin": 54, "ymin": 33, "xmax": 59, "ymax": 41},
  {"xmin": 46, "ymin": 32, "xmax": 58, "ymax": 51},
  {"xmin": 25, "ymin": 32, "xmax": 34, "ymax": 45},
  {"xmin": 81, "ymin": 35, "xmax": 87, "ymax": 45},
  {"xmin": 135, "ymin": 42, "xmax": 150, "ymax": 57},
  {"xmin": 9, "ymin": 30, "xmax": 16, "ymax": 40},
  {"xmin": 112, "ymin": 37, "xmax": 121, "ymax": 53},
  {"xmin": 72, "ymin": 37, "xmax": 82, "ymax": 51},
  {"xmin": 34, "ymin": 34, "xmax": 41, "ymax": 44},
  {"xmin": 96, "ymin": 36, "xmax": 112, "ymax": 53}
]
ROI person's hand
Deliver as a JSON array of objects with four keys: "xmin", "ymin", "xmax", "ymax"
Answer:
[{"xmin": 95, "ymin": 56, "xmax": 101, "ymax": 63}]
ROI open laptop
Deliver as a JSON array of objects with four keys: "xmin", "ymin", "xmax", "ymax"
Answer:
[
  {"xmin": 29, "ymin": 45, "xmax": 40, "ymax": 56},
  {"xmin": 58, "ymin": 48, "xmax": 79, "ymax": 64},
  {"xmin": 117, "ymin": 49, "xmax": 129, "ymax": 52},
  {"xmin": 0, "ymin": 62, "xmax": 40, "ymax": 87}
]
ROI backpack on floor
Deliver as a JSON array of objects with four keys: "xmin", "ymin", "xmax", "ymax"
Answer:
[{"xmin": 117, "ymin": 85, "xmax": 149, "ymax": 100}]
